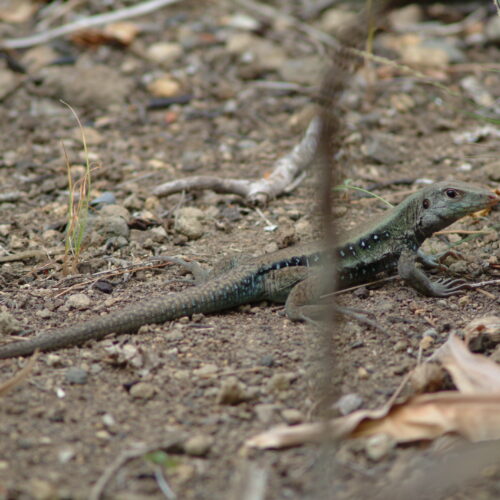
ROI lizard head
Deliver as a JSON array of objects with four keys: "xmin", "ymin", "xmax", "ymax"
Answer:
[{"xmin": 415, "ymin": 181, "xmax": 498, "ymax": 238}]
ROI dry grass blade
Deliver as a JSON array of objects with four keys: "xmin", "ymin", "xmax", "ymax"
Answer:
[{"xmin": 0, "ymin": 350, "xmax": 39, "ymax": 397}]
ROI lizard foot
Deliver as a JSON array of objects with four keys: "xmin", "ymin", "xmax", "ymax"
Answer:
[
  {"xmin": 417, "ymin": 249, "xmax": 464, "ymax": 271},
  {"xmin": 152, "ymin": 256, "xmax": 209, "ymax": 283},
  {"xmin": 429, "ymin": 277, "xmax": 468, "ymax": 297}
]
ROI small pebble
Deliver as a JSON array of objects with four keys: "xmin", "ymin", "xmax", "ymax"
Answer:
[
  {"xmin": 216, "ymin": 376, "xmax": 250, "ymax": 405},
  {"xmin": 254, "ymin": 404, "xmax": 277, "ymax": 423},
  {"xmin": 393, "ymin": 340, "xmax": 407, "ymax": 352},
  {"xmin": 419, "ymin": 335, "xmax": 434, "ymax": 350},
  {"xmin": 353, "ymin": 286, "xmax": 369, "ymax": 299},
  {"xmin": 183, "ymin": 434, "xmax": 213, "ymax": 457},
  {"xmin": 0, "ymin": 310, "xmax": 22, "ymax": 335},
  {"xmin": 130, "ymin": 382, "xmax": 156, "ymax": 400},
  {"xmin": 365, "ymin": 433, "xmax": 396, "ymax": 461},
  {"xmin": 335, "ymin": 393, "xmax": 364, "ymax": 416},
  {"xmin": 57, "ymin": 446, "xmax": 75, "ymax": 464},
  {"xmin": 45, "ymin": 354, "xmax": 64, "ymax": 368},
  {"xmin": 281, "ymin": 408, "xmax": 304, "ymax": 424},
  {"xmin": 65, "ymin": 367, "xmax": 88, "ymax": 385},
  {"xmin": 267, "ymin": 372, "xmax": 295, "ymax": 393},
  {"xmin": 448, "ymin": 260, "xmax": 467, "ymax": 274},
  {"xmin": 258, "ymin": 354, "xmax": 275, "ymax": 367},
  {"xmin": 458, "ymin": 295, "xmax": 470, "ymax": 306},
  {"xmin": 65, "ymin": 294, "xmax": 91, "ymax": 310},
  {"xmin": 174, "ymin": 207, "xmax": 205, "ymax": 240},
  {"xmin": 194, "ymin": 364, "xmax": 218, "ymax": 377}
]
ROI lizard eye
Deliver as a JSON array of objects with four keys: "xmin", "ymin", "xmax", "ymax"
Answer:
[
  {"xmin": 422, "ymin": 199, "xmax": 430, "ymax": 209},
  {"xmin": 445, "ymin": 188, "xmax": 458, "ymax": 199}
]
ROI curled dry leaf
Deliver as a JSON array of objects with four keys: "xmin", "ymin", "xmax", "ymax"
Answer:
[
  {"xmin": 436, "ymin": 334, "xmax": 500, "ymax": 394},
  {"xmin": 247, "ymin": 334, "xmax": 500, "ymax": 450},
  {"xmin": 352, "ymin": 393, "xmax": 500, "ymax": 442},
  {"xmin": 409, "ymin": 362, "xmax": 446, "ymax": 394},
  {"xmin": 246, "ymin": 392, "xmax": 500, "ymax": 449}
]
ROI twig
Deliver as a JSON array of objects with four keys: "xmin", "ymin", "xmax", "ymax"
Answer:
[
  {"xmin": 0, "ymin": 0, "xmax": 182, "ymax": 50},
  {"xmin": 153, "ymin": 116, "xmax": 321, "ymax": 205},
  {"xmin": 434, "ymin": 230, "xmax": 492, "ymax": 235},
  {"xmin": 89, "ymin": 437, "xmax": 183, "ymax": 500},
  {"xmin": 51, "ymin": 261, "xmax": 170, "ymax": 298},
  {"xmin": 254, "ymin": 207, "xmax": 277, "ymax": 231},
  {"xmin": 154, "ymin": 466, "xmax": 176, "ymax": 500},
  {"xmin": 0, "ymin": 350, "xmax": 38, "ymax": 397},
  {"xmin": 391, "ymin": 6, "xmax": 487, "ymax": 36},
  {"xmin": 0, "ymin": 248, "xmax": 62, "ymax": 263},
  {"xmin": 467, "ymin": 279, "xmax": 500, "ymax": 289},
  {"xmin": 328, "ymin": 276, "xmax": 398, "ymax": 296}
]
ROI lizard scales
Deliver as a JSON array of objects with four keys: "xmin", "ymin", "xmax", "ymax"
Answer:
[{"xmin": 0, "ymin": 181, "xmax": 497, "ymax": 359}]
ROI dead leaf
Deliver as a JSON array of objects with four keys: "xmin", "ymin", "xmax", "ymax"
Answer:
[
  {"xmin": 353, "ymin": 392, "xmax": 500, "ymax": 442},
  {"xmin": 71, "ymin": 23, "xmax": 139, "ymax": 48},
  {"xmin": 247, "ymin": 393, "xmax": 500, "ymax": 449},
  {"xmin": 409, "ymin": 362, "xmax": 446, "ymax": 393},
  {"xmin": 436, "ymin": 334, "xmax": 500, "ymax": 393}
]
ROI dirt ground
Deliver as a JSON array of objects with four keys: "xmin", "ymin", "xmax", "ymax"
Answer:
[{"xmin": 0, "ymin": 1, "xmax": 499, "ymax": 499}]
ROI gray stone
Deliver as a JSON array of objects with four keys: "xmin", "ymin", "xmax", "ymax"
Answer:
[
  {"xmin": 65, "ymin": 367, "xmax": 88, "ymax": 385},
  {"xmin": 0, "ymin": 309, "xmax": 22, "ymax": 335},
  {"xmin": 365, "ymin": 433, "xmax": 396, "ymax": 461},
  {"xmin": 66, "ymin": 293, "xmax": 91, "ymax": 310},
  {"xmin": 281, "ymin": 408, "xmax": 304, "ymax": 424},
  {"xmin": 130, "ymin": 382, "xmax": 156, "ymax": 400},
  {"xmin": 93, "ymin": 215, "xmax": 130, "ymax": 239},
  {"xmin": 183, "ymin": 434, "xmax": 213, "ymax": 457},
  {"xmin": 174, "ymin": 207, "xmax": 205, "ymax": 240},
  {"xmin": 335, "ymin": 393, "xmax": 363, "ymax": 416},
  {"xmin": 216, "ymin": 376, "xmax": 250, "ymax": 405}
]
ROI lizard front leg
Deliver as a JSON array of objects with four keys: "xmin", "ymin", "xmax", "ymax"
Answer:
[
  {"xmin": 416, "ymin": 249, "xmax": 463, "ymax": 270},
  {"xmin": 398, "ymin": 249, "xmax": 467, "ymax": 297}
]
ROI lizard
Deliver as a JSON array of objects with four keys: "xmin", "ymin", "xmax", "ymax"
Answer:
[{"xmin": 0, "ymin": 180, "xmax": 497, "ymax": 360}]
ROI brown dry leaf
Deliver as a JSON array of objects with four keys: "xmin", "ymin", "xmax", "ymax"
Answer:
[
  {"xmin": 246, "ymin": 404, "xmax": 393, "ymax": 449},
  {"xmin": 352, "ymin": 392, "xmax": 500, "ymax": 442},
  {"xmin": 0, "ymin": 350, "xmax": 38, "ymax": 397},
  {"xmin": 436, "ymin": 334, "xmax": 500, "ymax": 394},
  {"xmin": 71, "ymin": 23, "xmax": 139, "ymax": 48},
  {"xmin": 245, "ymin": 422, "xmax": 327, "ymax": 449},
  {"xmin": 247, "ymin": 392, "xmax": 500, "ymax": 449},
  {"xmin": 409, "ymin": 362, "xmax": 446, "ymax": 394}
]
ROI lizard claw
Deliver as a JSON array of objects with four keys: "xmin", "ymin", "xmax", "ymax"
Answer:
[{"xmin": 431, "ymin": 277, "xmax": 469, "ymax": 297}]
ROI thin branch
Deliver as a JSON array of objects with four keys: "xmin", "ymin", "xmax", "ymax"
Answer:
[
  {"xmin": 0, "ymin": 351, "xmax": 38, "ymax": 397},
  {"xmin": 89, "ymin": 437, "xmax": 183, "ymax": 500},
  {"xmin": 0, "ymin": 0, "xmax": 182, "ymax": 50},
  {"xmin": 153, "ymin": 116, "xmax": 321, "ymax": 205}
]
